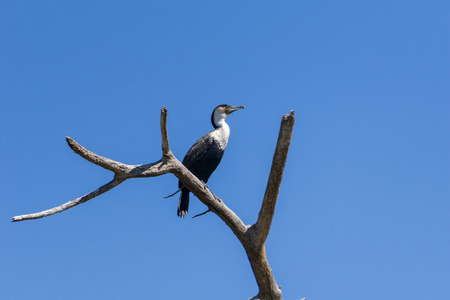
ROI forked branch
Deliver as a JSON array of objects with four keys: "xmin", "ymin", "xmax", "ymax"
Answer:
[
  {"xmin": 12, "ymin": 107, "xmax": 175, "ymax": 222},
  {"xmin": 12, "ymin": 107, "xmax": 296, "ymax": 300}
]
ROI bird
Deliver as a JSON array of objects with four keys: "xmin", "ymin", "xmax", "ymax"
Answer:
[{"xmin": 176, "ymin": 104, "xmax": 244, "ymax": 218}]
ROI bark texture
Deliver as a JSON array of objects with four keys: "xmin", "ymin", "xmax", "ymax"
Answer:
[{"xmin": 13, "ymin": 107, "xmax": 295, "ymax": 300}]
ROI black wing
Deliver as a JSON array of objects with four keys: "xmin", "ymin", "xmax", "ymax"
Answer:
[
  {"xmin": 178, "ymin": 132, "xmax": 215, "ymax": 189},
  {"xmin": 182, "ymin": 132, "xmax": 215, "ymax": 170}
]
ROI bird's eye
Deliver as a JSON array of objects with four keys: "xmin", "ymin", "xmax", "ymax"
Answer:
[{"xmin": 226, "ymin": 105, "xmax": 230, "ymax": 108}]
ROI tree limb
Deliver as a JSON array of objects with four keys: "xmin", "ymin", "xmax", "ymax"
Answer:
[
  {"xmin": 12, "ymin": 108, "xmax": 175, "ymax": 222},
  {"xmin": 170, "ymin": 158, "xmax": 249, "ymax": 243},
  {"xmin": 160, "ymin": 106, "xmax": 171, "ymax": 157},
  {"xmin": 66, "ymin": 137, "xmax": 131, "ymax": 174},
  {"xmin": 254, "ymin": 110, "xmax": 295, "ymax": 246},
  {"xmin": 12, "ymin": 177, "xmax": 126, "ymax": 222},
  {"xmin": 12, "ymin": 107, "xmax": 297, "ymax": 300},
  {"xmin": 241, "ymin": 111, "xmax": 295, "ymax": 300}
]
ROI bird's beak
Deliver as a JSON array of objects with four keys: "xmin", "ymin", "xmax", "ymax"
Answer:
[{"xmin": 227, "ymin": 105, "xmax": 245, "ymax": 114}]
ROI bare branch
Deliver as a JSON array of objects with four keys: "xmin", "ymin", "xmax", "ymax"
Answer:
[
  {"xmin": 12, "ymin": 177, "xmax": 126, "ymax": 222},
  {"xmin": 12, "ymin": 107, "xmax": 297, "ymax": 300},
  {"xmin": 160, "ymin": 106, "xmax": 171, "ymax": 157},
  {"xmin": 245, "ymin": 245, "xmax": 283, "ymax": 300},
  {"xmin": 124, "ymin": 160, "xmax": 174, "ymax": 178},
  {"xmin": 66, "ymin": 136, "xmax": 132, "ymax": 174},
  {"xmin": 170, "ymin": 159, "xmax": 249, "ymax": 243},
  {"xmin": 13, "ymin": 110, "xmax": 175, "ymax": 222},
  {"xmin": 255, "ymin": 110, "xmax": 295, "ymax": 245},
  {"xmin": 192, "ymin": 209, "xmax": 211, "ymax": 218}
]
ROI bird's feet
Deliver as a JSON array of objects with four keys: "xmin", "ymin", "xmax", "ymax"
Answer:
[
  {"xmin": 200, "ymin": 180, "xmax": 209, "ymax": 190},
  {"xmin": 200, "ymin": 181, "xmax": 222, "ymax": 202},
  {"xmin": 212, "ymin": 192, "xmax": 222, "ymax": 203}
]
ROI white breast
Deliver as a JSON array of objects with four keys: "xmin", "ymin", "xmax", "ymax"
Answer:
[{"xmin": 212, "ymin": 123, "xmax": 230, "ymax": 150}]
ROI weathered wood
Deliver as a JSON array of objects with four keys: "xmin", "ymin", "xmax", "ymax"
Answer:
[
  {"xmin": 12, "ymin": 177, "xmax": 126, "ymax": 222},
  {"xmin": 12, "ymin": 107, "xmax": 296, "ymax": 300},
  {"xmin": 255, "ymin": 111, "xmax": 295, "ymax": 246}
]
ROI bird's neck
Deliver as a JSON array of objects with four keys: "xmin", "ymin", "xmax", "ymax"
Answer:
[{"xmin": 213, "ymin": 120, "xmax": 230, "ymax": 149}]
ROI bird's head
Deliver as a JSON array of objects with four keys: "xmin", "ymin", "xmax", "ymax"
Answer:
[{"xmin": 211, "ymin": 104, "xmax": 245, "ymax": 128}]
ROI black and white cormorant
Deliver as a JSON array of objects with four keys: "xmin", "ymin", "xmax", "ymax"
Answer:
[{"xmin": 177, "ymin": 104, "xmax": 244, "ymax": 218}]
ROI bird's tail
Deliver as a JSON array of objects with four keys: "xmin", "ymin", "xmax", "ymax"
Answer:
[{"xmin": 177, "ymin": 188, "xmax": 190, "ymax": 218}]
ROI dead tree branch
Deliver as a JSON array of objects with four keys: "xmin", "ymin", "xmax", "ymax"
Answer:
[
  {"xmin": 12, "ymin": 107, "xmax": 295, "ymax": 300},
  {"xmin": 255, "ymin": 111, "xmax": 295, "ymax": 246},
  {"xmin": 12, "ymin": 177, "xmax": 126, "ymax": 222}
]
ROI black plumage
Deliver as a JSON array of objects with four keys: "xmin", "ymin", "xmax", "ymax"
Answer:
[{"xmin": 177, "ymin": 104, "xmax": 244, "ymax": 217}]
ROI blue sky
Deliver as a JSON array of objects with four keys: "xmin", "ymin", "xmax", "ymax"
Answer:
[{"xmin": 1, "ymin": 1, "xmax": 449, "ymax": 299}]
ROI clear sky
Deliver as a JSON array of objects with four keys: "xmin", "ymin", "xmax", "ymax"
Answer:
[{"xmin": 1, "ymin": 1, "xmax": 449, "ymax": 299}]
